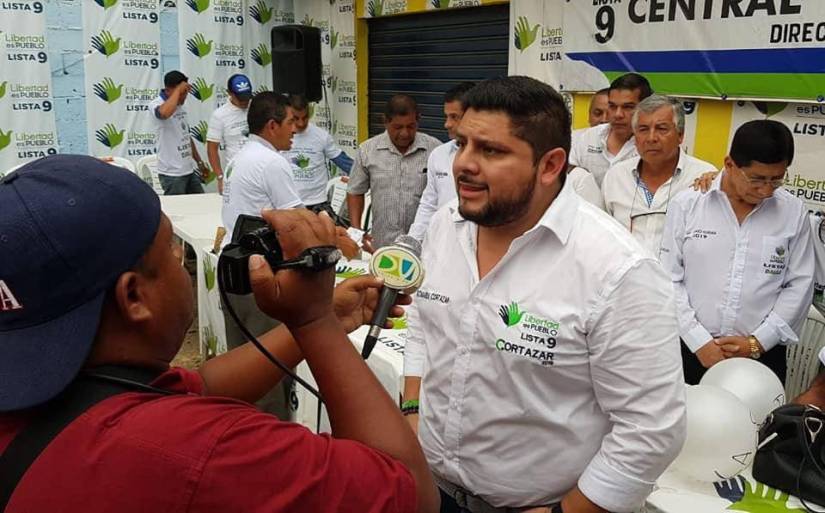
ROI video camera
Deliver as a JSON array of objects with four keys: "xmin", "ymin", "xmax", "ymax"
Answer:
[{"xmin": 218, "ymin": 214, "xmax": 342, "ymax": 295}]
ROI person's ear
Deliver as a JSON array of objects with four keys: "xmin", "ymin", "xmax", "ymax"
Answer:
[
  {"xmin": 536, "ymin": 147, "xmax": 567, "ymax": 187},
  {"xmin": 112, "ymin": 271, "xmax": 153, "ymax": 324}
]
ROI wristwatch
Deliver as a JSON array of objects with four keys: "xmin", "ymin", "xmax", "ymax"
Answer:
[
  {"xmin": 550, "ymin": 504, "xmax": 564, "ymax": 513},
  {"xmin": 747, "ymin": 335, "xmax": 761, "ymax": 359}
]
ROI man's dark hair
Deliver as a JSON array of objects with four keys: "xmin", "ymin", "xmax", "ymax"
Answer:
[
  {"xmin": 383, "ymin": 94, "xmax": 418, "ymax": 122},
  {"xmin": 164, "ymin": 70, "xmax": 188, "ymax": 89},
  {"xmin": 595, "ymin": 87, "xmax": 610, "ymax": 97},
  {"xmin": 461, "ymin": 76, "xmax": 571, "ymax": 167},
  {"xmin": 444, "ymin": 82, "xmax": 476, "ymax": 104},
  {"xmin": 288, "ymin": 94, "xmax": 309, "ymax": 112},
  {"xmin": 247, "ymin": 92, "xmax": 290, "ymax": 134},
  {"xmin": 609, "ymin": 73, "xmax": 653, "ymax": 101},
  {"xmin": 730, "ymin": 120, "xmax": 795, "ymax": 168}
]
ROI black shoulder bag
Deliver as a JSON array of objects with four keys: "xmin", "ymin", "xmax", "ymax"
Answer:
[
  {"xmin": 0, "ymin": 366, "xmax": 172, "ymax": 511},
  {"xmin": 752, "ymin": 403, "xmax": 825, "ymax": 511}
]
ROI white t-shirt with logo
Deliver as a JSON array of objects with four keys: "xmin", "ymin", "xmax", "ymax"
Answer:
[
  {"xmin": 221, "ymin": 134, "xmax": 303, "ymax": 245},
  {"xmin": 281, "ymin": 123, "xmax": 344, "ymax": 205},
  {"xmin": 206, "ymin": 101, "xmax": 249, "ymax": 164},
  {"xmin": 149, "ymin": 94, "xmax": 194, "ymax": 177},
  {"xmin": 569, "ymin": 123, "xmax": 638, "ymax": 187}
]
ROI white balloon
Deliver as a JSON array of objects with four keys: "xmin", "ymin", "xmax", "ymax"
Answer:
[
  {"xmin": 700, "ymin": 358, "xmax": 786, "ymax": 425},
  {"xmin": 671, "ymin": 385, "xmax": 758, "ymax": 482}
]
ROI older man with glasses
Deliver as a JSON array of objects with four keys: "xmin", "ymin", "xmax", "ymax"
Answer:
[
  {"xmin": 660, "ymin": 120, "xmax": 815, "ymax": 384},
  {"xmin": 601, "ymin": 95, "xmax": 715, "ymax": 257}
]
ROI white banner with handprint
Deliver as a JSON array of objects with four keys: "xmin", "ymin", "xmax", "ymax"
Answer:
[
  {"xmin": 82, "ymin": 0, "xmax": 161, "ymax": 163},
  {"xmin": 0, "ymin": 2, "xmax": 59, "ymax": 174},
  {"xmin": 508, "ymin": 0, "xmax": 568, "ymax": 91},
  {"xmin": 178, "ymin": 0, "xmax": 248, "ymax": 189}
]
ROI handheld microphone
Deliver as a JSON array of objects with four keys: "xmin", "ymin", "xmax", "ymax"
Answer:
[{"xmin": 361, "ymin": 234, "xmax": 425, "ymax": 359}]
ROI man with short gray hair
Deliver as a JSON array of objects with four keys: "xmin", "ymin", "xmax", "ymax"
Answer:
[{"xmin": 601, "ymin": 94, "xmax": 715, "ymax": 257}]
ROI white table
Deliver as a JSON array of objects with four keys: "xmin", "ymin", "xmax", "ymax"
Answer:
[
  {"xmin": 161, "ymin": 193, "xmax": 223, "ymax": 353},
  {"xmin": 160, "ymin": 193, "xmax": 223, "ymax": 249}
]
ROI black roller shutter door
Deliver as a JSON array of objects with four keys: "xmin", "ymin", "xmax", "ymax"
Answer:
[{"xmin": 367, "ymin": 4, "xmax": 509, "ymax": 142}]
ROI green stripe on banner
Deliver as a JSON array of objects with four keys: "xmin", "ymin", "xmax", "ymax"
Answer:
[{"xmin": 602, "ymin": 72, "xmax": 825, "ymax": 101}]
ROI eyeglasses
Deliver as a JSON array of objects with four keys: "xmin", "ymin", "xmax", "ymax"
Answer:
[{"xmin": 736, "ymin": 167, "xmax": 786, "ymax": 188}]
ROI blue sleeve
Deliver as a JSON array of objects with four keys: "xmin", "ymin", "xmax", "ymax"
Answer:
[{"xmin": 330, "ymin": 152, "xmax": 353, "ymax": 175}]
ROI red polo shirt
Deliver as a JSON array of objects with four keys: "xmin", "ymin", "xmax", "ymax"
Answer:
[{"xmin": 0, "ymin": 368, "xmax": 416, "ymax": 513}]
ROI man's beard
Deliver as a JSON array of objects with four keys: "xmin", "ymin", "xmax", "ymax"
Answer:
[{"xmin": 457, "ymin": 172, "xmax": 536, "ymax": 227}]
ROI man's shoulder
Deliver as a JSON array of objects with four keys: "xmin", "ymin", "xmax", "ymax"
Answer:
[
  {"xmin": 417, "ymin": 132, "xmax": 442, "ymax": 149},
  {"xmin": 429, "ymin": 140, "xmax": 455, "ymax": 161},
  {"xmin": 602, "ymin": 156, "xmax": 640, "ymax": 188},
  {"xmin": 358, "ymin": 132, "xmax": 387, "ymax": 151},
  {"xmin": 574, "ymin": 123, "xmax": 609, "ymax": 146}
]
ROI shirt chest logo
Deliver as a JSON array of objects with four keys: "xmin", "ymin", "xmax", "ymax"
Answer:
[
  {"xmin": 586, "ymin": 144, "xmax": 602, "ymax": 154},
  {"xmin": 495, "ymin": 301, "xmax": 558, "ymax": 366}
]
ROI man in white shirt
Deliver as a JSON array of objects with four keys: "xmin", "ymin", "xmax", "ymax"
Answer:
[
  {"xmin": 281, "ymin": 95, "xmax": 353, "ymax": 211},
  {"xmin": 148, "ymin": 70, "xmax": 207, "ymax": 195},
  {"xmin": 206, "ymin": 73, "xmax": 253, "ymax": 193},
  {"xmin": 660, "ymin": 120, "xmax": 814, "ymax": 384},
  {"xmin": 602, "ymin": 95, "xmax": 716, "ymax": 256},
  {"xmin": 403, "ymin": 76, "xmax": 686, "ymax": 513},
  {"xmin": 571, "ymin": 88, "xmax": 609, "ymax": 147},
  {"xmin": 569, "ymin": 73, "xmax": 652, "ymax": 186},
  {"xmin": 221, "ymin": 92, "xmax": 302, "ymax": 341},
  {"xmin": 408, "ymin": 82, "xmax": 475, "ymax": 241}
]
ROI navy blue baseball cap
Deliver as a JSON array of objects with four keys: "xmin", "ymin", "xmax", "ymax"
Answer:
[
  {"xmin": 0, "ymin": 155, "xmax": 161, "ymax": 411},
  {"xmin": 227, "ymin": 74, "xmax": 253, "ymax": 99}
]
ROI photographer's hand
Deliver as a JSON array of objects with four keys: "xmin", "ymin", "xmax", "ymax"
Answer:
[
  {"xmin": 249, "ymin": 209, "xmax": 337, "ymax": 330},
  {"xmin": 334, "ymin": 276, "xmax": 411, "ymax": 333}
]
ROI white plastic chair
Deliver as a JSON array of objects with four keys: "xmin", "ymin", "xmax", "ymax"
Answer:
[
  {"xmin": 99, "ymin": 156, "xmax": 136, "ymax": 173},
  {"xmin": 785, "ymin": 305, "xmax": 825, "ymax": 398},
  {"xmin": 135, "ymin": 154, "xmax": 163, "ymax": 195},
  {"xmin": 326, "ymin": 176, "xmax": 348, "ymax": 215}
]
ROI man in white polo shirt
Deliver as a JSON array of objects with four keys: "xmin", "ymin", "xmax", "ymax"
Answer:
[
  {"xmin": 408, "ymin": 82, "xmax": 475, "ymax": 242},
  {"xmin": 403, "ymin": 76, "xmax": 686, "ymax": 513},
  {"xmin": 569, "ymin": 73, "xmax": 652, "ymax": 186},
  {"xmin": 148, "ymin": 70, "xmax": 208, "ymax": 195},
  {"xmin": 602, "ymin": 95, "xmax": 716, "ymax": 257},
  {"xmin": 282, "ymin": 95, "xmax": 353, "ymax": 211},
  {"xmin": 206, "ymin": 74, "xmax": 253, "ymax": 193},
  {"xmin": 660, "ymin": 120, "xmax": 814, "ymax": 384}
]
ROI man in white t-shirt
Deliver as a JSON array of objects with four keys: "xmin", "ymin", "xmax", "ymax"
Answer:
[
  {"xmin": 206, "ymin": 74, "xmax": 253, "ymax": 194},
  {"xmin": 281, "ymin": 95, "xmax": 353, "ymax": 210},
  {"xmin": 408, "ymin": 82, "xmax": 475, "ymax": 241},
  {"xmin": 569, "ymin": 73, "xmax": 653, "ymax": 186},
  {"xmin": 148, "ymin": 70, "xmax": 207, "ymax": 195},
  {"xmin": 602, "ymin": 95, "xmax": 716, "ymax": 256}
]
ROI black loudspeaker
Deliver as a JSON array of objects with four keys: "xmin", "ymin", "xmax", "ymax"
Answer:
[{"xmin": 271, "ymin": 25, "xmax": 323, "ymax": 102}]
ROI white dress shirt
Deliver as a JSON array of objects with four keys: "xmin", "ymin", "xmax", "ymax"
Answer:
[
  {"xmin": 408, "ymin": 140, "xmax": 458, "ymax": 241},
  {"xmin": 405, "ymin": 181, "xmax": 686, "ymax": 512},
  {"xmin": 569, "ymin": 123, "xmax": 638, "ymax": 186},
  {"xmin": 221, "ymin": 134, "xmax": 303, "ymax": 244},
  {"xmin": 660, "ymin": 174, "xmax": 815, "ymax": 353},
  {"xmin": 568, "ymin": 166, "xmax": 605, "ymax": 211},
  {"xmin": 602, "ymin": 150, "xmax": 716, "ymax": 256}
]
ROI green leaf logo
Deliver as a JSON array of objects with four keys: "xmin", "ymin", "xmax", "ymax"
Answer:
[
  {"xmin": 91, "ymin": 30, "xmax": 121, "ymax": 57},
  {"xmin": 367, "ymin": 0, "xmax": 384, "ymax": 16},
  {"xmin": 186, "ymin": 33, "xmax": 213, "ymax": 58},
  {"xmin": 251, "ymin": 43, "xmax": 272, "ymax": 67},
  {"xmin": 202, "ymin": 325, "xmax": 218, "ymax": 360},
  {"xmin": 190, "ymin": 78, "xmax": 214, "ymax": 102},
  {"xmin": 330, "ymin": 28, "xmax": 339, "ymax": 49},
  {"xmin": 332, "ymin": 119, "xmax": 338, "ymax": 136},
  {"xmin": 329, "ymin": 75, "xmax": 338, "ymax": 94},
  {"xmin": 204, "ymin": 254, "xmax": 216, "ymax": 291},
  {"xmin": 0, "ymin": 81, "xmax": 7, "ymax": 99},
  {"xmin": 185, "ymin": 0, "xmax": 210, "ymax": 13},
  {"xmin": 308, "ymin": 103, "xmax": 315, "ymax": 119},
  {"xmin": 335, "ymin": 265, "xmax": 367, "ymax": 279},
  {"xmin": 93, "ymin": 77, "xmax": 123, "ymax": 103},
  {"xmin": 715, "ymin": 476, "xmax": 805, "ymax": 512},
  {"xmin": 498, "ymin": 302, "xmax": 525, "ymax": 327},
  {"xmin": 390, "ymin": 316, "xmax": 407, "ymax": 330},
  {"xmin": 249, "ymin": 0, "xmax": 272, "ymax": 24},
  {"xmin": 189, "ymin": 120, "xmax": 208, "ymax": 143},
  {"xmin": 513, "ymin": 16, "xmax": 540, "ymax": 52},
  {"xmin": 302, "ymin": 14, "xmax": 315, "ymax": 26},
  {"xmin": 0, "ymin": 128, "xmax": 12, "ymax": 152},
  {"xmin": 93, "ymin": 0, "xmax": 118, "ymax": 8},
  {"xmin": 432, "ymin": 0, "xmax": 450, "ymax": 7},
  {"xmin": 294, "ymin": 154, "xmax": 310, "ymax": 169},
  {"xmin": 95, "ymin": 123, "xmax": 125, "ymax": 149}
]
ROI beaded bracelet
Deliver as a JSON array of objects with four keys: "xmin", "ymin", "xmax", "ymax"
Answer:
[{"xmin": 401, "ymin": 399, "xmax": 419, "ymax": 416}]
